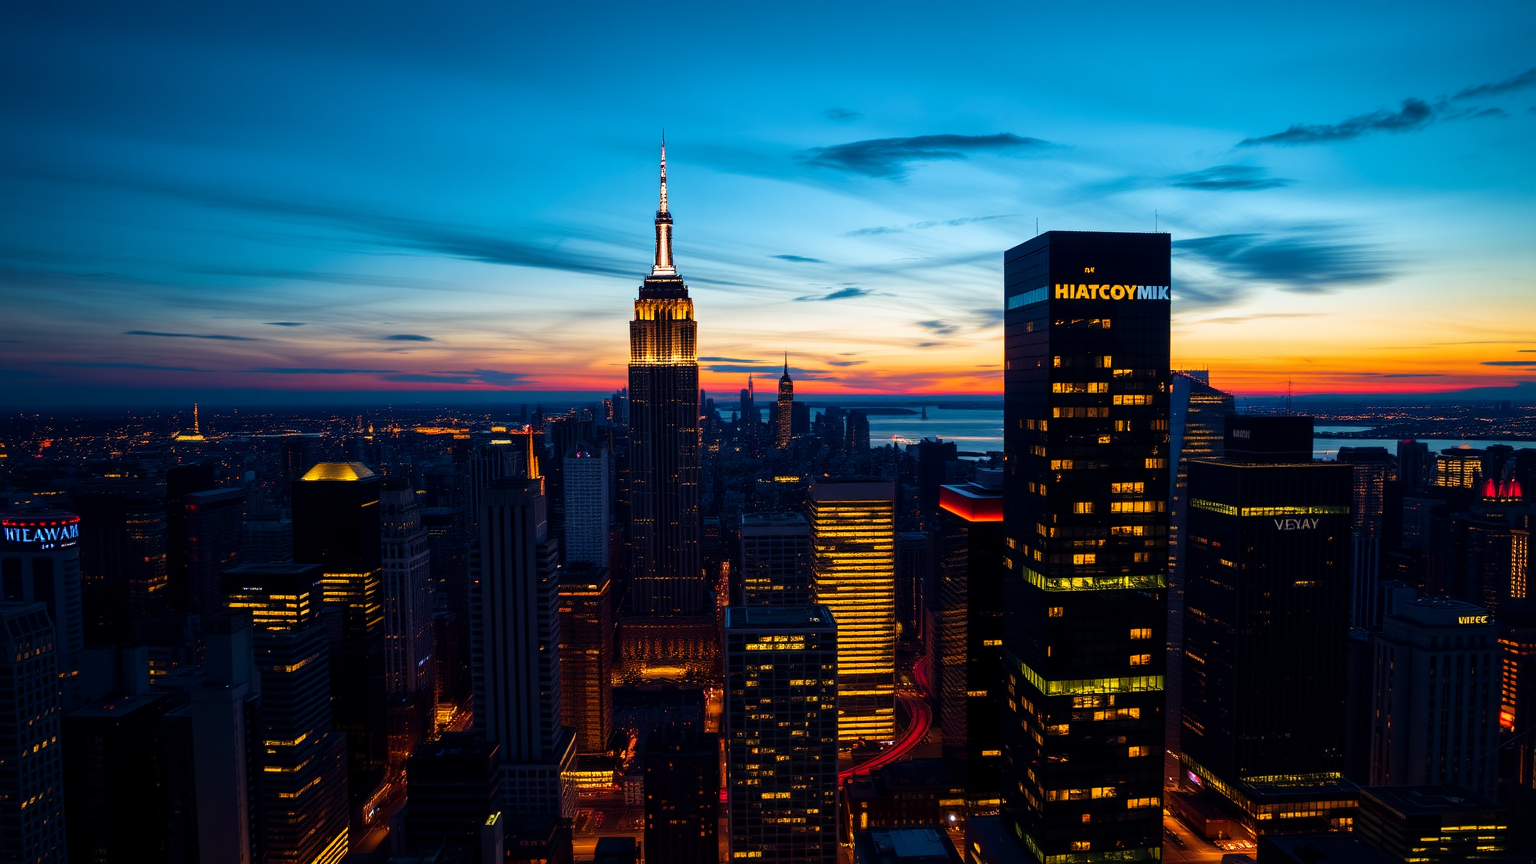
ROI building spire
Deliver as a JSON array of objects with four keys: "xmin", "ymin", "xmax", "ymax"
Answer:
[
  {"xmin": 782, "ymin": 352, "xmax": 790, "ymax": 379},
  {"xmin": 651, "ymin": 135, "xmax": 676, "ymax": 276},
  {"xmin": 193, "ymin": 402, "xmax": 200, "ymax": 435}
]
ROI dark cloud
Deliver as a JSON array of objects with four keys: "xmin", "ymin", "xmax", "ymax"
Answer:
[
  {"xmin": 1195, "ymin": 312, "xmax": 1324, "ymax": 325},
  {"xmin": 1455, "ymin": 67, "xmax": 1536, "ymax": 100},
  {"xmin": 823, "ymin": 108, "xmax": 862, "ymax": 121},
  {"xmin": 54, "ymin": 361, "xmax": 209, "ymax": 372},
  {"xmin": 125, "ymin": 330, "xmax": 260, "ymax": 341},
  {"xmin": 847, "ymin": 226, "xmax": 906, "ymax": 237},
  {"xmin": 847, "ymin": 214, "xmax": 1013, "ymax": 236},
  {"xmin": 1173, "ymin": 231, "xmax": 1393, "ymax": 294},
  {"xmin": 383, "ymin": 334, "xmax": 434, "ymax": 342},
  {"xmin": 917, "ymin": 342, "xmax": 943, "ymax": 348},
  {"xmin": 1484, "ymin": 360, "xmax": 1536, "ymax": 367},
  {"xmin": 1379, "ymin": 373, "xmax": 1446, "ymax": 378},
  {"xmin": 441, "ymin": 369, "xmax": 529, "ymax": 386},
  {"xmin": 795, "ymin": 286, "xmax": 874, "ymax": 302},
  {"xmin": 699, "ymin": 356, "xmax": 759, "ymax": 363},
  {"xmin": 797, "ymin": 133, "xmax": 1051, "ymax": 179},
  {"xmin": 1467, "ymin": 107, "xmax": 1510, "ymax": 119},
  {"xmin": 772, "ymin": 255, "xmax": 825, "ymax": 263},
  {"xmin": 254, "ymin": 367, "xmax": 401, "ymax": 375},
  {"xmin": 918, "ymin": 320, "xmax": 960, "ymax": 336},
  {"xmin": 381, "ymin": 369, "xmax": 529, "ymax": 385},
  {"xmin": 191, "ymin": 266, "xmax": 437, "ymax": 289},
  {"xmin": 1170, "ymin": 165, "xmax": 1292, "ymax": 191},
  {"xmin": 1239, "ymin": 98, "xmax": 1435, "ymax": 146},
  {"xmin": 825, "ymin": 360, "xmax": 867, "ymax": 367},
  {"xmin": 707, "ymin": 364, "xmax": 793, "ymax": 375},
  {"xmin": 264, "ymin": 321, "xmax": 306, "ymax": 327}
]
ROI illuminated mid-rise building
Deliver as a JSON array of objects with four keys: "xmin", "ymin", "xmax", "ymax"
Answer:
[
  {"xmin": 1436, "ymin": 447, "xmax": 1485, "ymax": 489},
  {"xmin": 937, "ymin": 469, "xmax": 1005, "ymax": 810},
  {"xmin": 1180, "ymin": 416, "xmax": 1356, "ymax": 834},
  {"xmin": 293, "ymin": 462, "xmax": 387, "ymax": 826},
  {"xmin": 627, "ymin": 141, "xmax": 703, "ymax": 620},
  {"xmin": 1, "ymin": 508, "xmax": 84, "ymax": 709},
  {"xmin": 558, "ymin": 564, "xmax": 613, "ymax": 754},
  {"xmin": 809, "ymin": 478, "xmax": 896, "ymax": 741},
  {"xmin": 220, "ymin": 563, "xmax": 350, "ymax": 864},
  {"xmin": 1001, "ymin": 231, "xmax": 1170, "ymax": 862},
  {"xmin": 740, "ymin": 512, "xmax": 812, "ymax": 607},
  {"xmin": 775, "ymin": 355, "xmax": 794, "ymax": 449},
  {"xmin": 724, "ymin": 605, "xmax": 838, "ymax": 864},
  {"xmin": 0, "ymin": 603, "xmax": 65, "ymax": 864}
]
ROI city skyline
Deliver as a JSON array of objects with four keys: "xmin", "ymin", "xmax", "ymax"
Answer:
[{"xmin": 3, "ymin": 4, "xmax": 1535, "ymax": 407}]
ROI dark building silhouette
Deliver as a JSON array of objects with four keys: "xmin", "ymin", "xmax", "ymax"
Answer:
[
  {"xmin": 1000, "ymin": 231, "xmax": 1170, "ymax": 861},
  {"xmin": 1, "ymin": 509, "xmax": 84, "ymax": 709},
  {"xmin": 916, "ymin": 438, "xmax": 959, "ymax": 525},
  {"xmin": 0, "ymin": 603, "xmax": 66, "ymax": 864},
  {"xmin": 846, "ymin": 409, "xmax": 871, "ymax": 451},
  {"xmin": 74, "ymin": 480, "xmax": 168, "ymax": 639},
  {"xmin": 1180, "ymin": 415, "xmax": 1356, "ymax": 833},
  {"xmin": 626, "ymin": 142, "xmax": 703, "ymax": 622},
  {"xmin": 291, "ymin": 462, "xmax": 387, "ymax": 828},
  {"xmin": 63, "ymin": 693, "xmax": 170, "ymax": 861},
  {"xmin": 183, "ymin": 488, "xmax": 245, "ymax": 618},
  {"xmin": 165, "ymin": 462, "xmax": 217, "ymax": 613},
  {"xmin": 643, "ymin": 725, "xmax": 719, "ymax": 864},
  {"xmin": 404, "ymin": 732, "xmax": 502, "ymax": 860},
  {"xmin": 1338, "ymin": 446, "xmax": 1396, "ymax": 629},
  {"xmin": 739, "ymin": 513, "xmax": 812, "ymax": 607}
]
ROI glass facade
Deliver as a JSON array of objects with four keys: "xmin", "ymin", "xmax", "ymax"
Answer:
[{"xmin": 1002, "ymin": 231, "xmax": 1170, "ymax": 862}]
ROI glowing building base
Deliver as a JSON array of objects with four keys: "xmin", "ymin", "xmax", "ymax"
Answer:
[{"xmin": 618, "ymin": 613, "xmax": 719, "ymax": 682}]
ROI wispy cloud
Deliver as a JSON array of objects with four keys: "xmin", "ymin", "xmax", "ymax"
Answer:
[
  {"xmin": 53, "ymin": 361, "xmax": 209, "ymax": 372},
  {"xmin": 264, "ymin": 321, "xmax": 306, "ymax": 327},
  {"xmin": 795, "ymin": 286, "xmax": 874, "ymax": 302},
  {"xmin": 1170, "ymin": 165, "xmax": 1292, "ymax": 191},
  {"xmin": 797, "ymin": 133, "xmax": 1051, "ymax": 179},
  {"xmin": 918, "ymin": 320, "xmax": 960, "ymax": 336},
  {"xmin": 1194, "ymin": 312, "xmax": 1324, "ymax": 325},
  {"xmin": 383, "ymin": 334, "xmax": 434, "ymax": 342},
  {"xmin": 772, "ymin": 254, "xmax": 824, "ymax": 263},
  {"xmin": 826, "ymin": 359, "xmax": 867, "ymax": 367},
  {"xmin": 699, "ymin": 356, "xmax": 759, "ymax": 363},
  {"xmin": 1174, "ymin": 230, "xmax": 1394, "ymax": 295},
  {"xmin": 1379, "ymin": 373, "xmax": 1446, "ymax": 378},
  {"xmin": 823, "ymin": 108, "xmax": 861, "ymax": 121},
  {"xmin": 1240, "ymin": 98, "xmax": 1435, "ymax": 146},
  {"xmin": 125, "ymin": 330, "xmax": 260, "ymax": 341},
  {"xmin": 917, "ymin": 342, "xmax": 943, "ymax": 348},
  {"xmin": 1455, "ymin": 66, "xmax": 1536, "ymax": 100},
  {"xmin": 253, "ymin": 367, "xmax": 401, "ymax": 375},
  {"xmin": 1484, "ymin": 360, "xmax": 1536, "ymax": 367},
  {"xmin": 381, "ymin": 369, "xmax": 529, "ymax": 385},
  {"xmin": 847, "ymin": 214, "xmax": 1013, "ymax": 237}
]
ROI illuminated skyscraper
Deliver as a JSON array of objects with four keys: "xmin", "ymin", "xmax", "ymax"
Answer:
[
  {"xmin": 740, "ymin": 513, "xmax": 812, "ymax": 607},
  {"xmin": 292, "ymin": 462, "xmax": 387, "ymax": 826},
  {"xmin": 627, "ymin": 141, "xmax": 703, "ymax": 619},
  {"xmin": 0, "ymin": 603, "xmax": 65, "ymax": 864},
  {"xmin": 725, "ymin": 605, "xmax": 838, "ymax": 864},
  {"xmin": 221, "ymin": 563, "xmax": 350, "ymax": 864},
  {"xmin": 558, "ymin": 564, "xmax": 613, "ymax": 754},
  {"xmin": 380, "ymin": 478, "xmax": 435, "ymax": 697},
  {"xmin": 1001, "ymin": 231, "xmax": 1170, "ymax": 862},
  {"xmin": 809, "ymin": 478, "xmax": 895, "ymax": 741},
  {"xmin": 776, "ymin": 355, "xmax": 794, "ymax": 449},
  {"xmin": 1338, "ymin": 446, "xmax": 1396, "ymax": 629},
  {"xmin": 563, "ymin": 442, "xmax": 611, "ymax": 569},
  {"xmin": 1, "ymin": 509, "xmax": 84, "ymax": 709}
]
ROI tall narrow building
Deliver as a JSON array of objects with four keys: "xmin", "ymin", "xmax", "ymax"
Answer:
[
  {"xmin": 1001, "ymin": 231, "xmax": 1170, "ymax": 862},
  {"xmin": 380, "ymin": 478, "xmax": 435, "ymax": 698},
  {"xmin": 1, "ymin": 509, "xmax": 84, "ymax": 709},
  {"xmin": 739, "ymin": 513, "xmax": 812, "ymax": 607},
  {"xmin": 0, "ymin": 603, "xmax": 66, "ymax": 864},
  {"xmin": 776, "ymin": 355, "xmax": 794, "ymax": 449},
  {"xmin": 627, "ymin": 141, "xmax": 703, "ymax": 619},
  {"xmin": 809, "ymin": 478, "xmax": 896, "ymax": 741}
]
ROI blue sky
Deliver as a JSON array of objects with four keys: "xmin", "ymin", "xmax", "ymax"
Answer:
[{"xmin": 2, "ymin": 1, "xmax": 1533, "ymax": 405}]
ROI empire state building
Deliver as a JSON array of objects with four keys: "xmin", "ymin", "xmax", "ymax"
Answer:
[{"xmin": 627, "ymin": 143, "xmax": 703, "ymax": 620}]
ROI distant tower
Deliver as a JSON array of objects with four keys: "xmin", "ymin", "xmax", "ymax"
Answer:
[
  {"xmin": 740, "ymin": 376, "xmax": 756, "ymax": 448},
  {"xmin": 775, "ymin": 355, "xmax": 794, "ymax": 449},
  {"xmin": 627, "ymin": 139, "xmax": 703, "ymax": 619}
]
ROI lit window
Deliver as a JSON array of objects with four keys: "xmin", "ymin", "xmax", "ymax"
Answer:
[
  {"xmin": 1073, "ymin": 501, "xmax": 1095, "ymax": 514},
  {"xmin": 1048, "ymin": 607, "xmax": 1064, "ymax": 618},
  {"xmin": 1128, "ymin": 745, "xmax": 1150, "ymax": 757},
  {"xmin": 1130, "ymin": 628, "xmax": 1152, "ymax": 640},
  {"xmin": 1129, "ymin": 654, "xmax": 1152, "ymax": 666},
  {"xmin": 1072, "ymin": 553, "xmax": 1097, "ymax": 565}
]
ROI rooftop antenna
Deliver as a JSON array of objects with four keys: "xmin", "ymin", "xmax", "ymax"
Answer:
[
  {"xmin": 1155, "ymin": 210, "xmax": 1159, "ymax": 233},
  {"xmin": 1286, "ymin": 377, "xmax": 1293, "ymax": 414},
  {"xmin": 1035, "ymin": 217, "xmax": 1039, "ymax": 237}
]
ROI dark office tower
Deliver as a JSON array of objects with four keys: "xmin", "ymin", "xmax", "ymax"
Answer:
[
  {"xmin": 74, "ymin": 482, "xmax": 169, "ymax": 635},
  {"xmin": 937, "ymin": 469, "xmax": 1005, "ymax": 810},
  {"xmin": 1000, "ymin": 231, "xmax": 1170, "ymax": 862},
  {"xmin": 643, "ymin": 724, "xmax": 719, "ymax": 864},
  {"xmin": 792, "ymin": 401, "xmax": 810, "ymax": 437},
  {"xmin": 1338, "ymin": 447, "xmax": 1396, "ymax": 630},
  {"xmin": 739, "ymin": 376, "xmax": 757, "ymax": 448},
  {"xmin": 1, "ymin": 509, "xmax": 84, "ymax": 709},
  {"xmin": 63, "ymin": 693, "xmax": 170, "ymax": 861},
  {"xmin": 847, "ymin": 409, "xmax": 871, "ymax": 451},
  {"xmin": 822, "ymin": 406, "xmax": 848, "ymax": 452},
  {"xmin": 472, "ymin": 480, "xmax": 575, "ymax": 818},
  {"xmin": 1165, "ymin": 370, "xmax": 1232, "ymax": 748},
  {"xmin": 918, "ymin": 439, "xmax": 961, "ymax": 524},
  {"xmin": 1399, "ymin": 439, "xmax": 1432, "ymax": 494},
  {"xmin": 223, "ymin": 563, "xmax": 350, "ymax": 864},
  {"xmin": 563, "ymin": 443, "xmax": 611, "ymax": 569},
  {"xmin": 469, "ymin": 435, "xmax": 540, "ymax": 530},
  {"xmin": 186, "ymin": 613, "xmax": 261, "ymax": 864},
  {"xmin": 404, "ymin": 732, "xmax": 502, "ymax": 859},
  {"xmin": 380, "ymin": 479, "xmax": 434, "ymax": 698},
  {"xmin": 166, "ymin": 462, "xmax": 217, "ymax": 612},
  {"xmin": 1180, "ymin": 416, "xmax": 1354, "ymax": 834},
  {"xmin": 776, "ymin": 356, "xmax": 794, "ymax": 449},
  {"xmin": 894, "ymin": 533, "xmax": 931, "ymax": 651},
  {"xmin": 183, "ymin": 488, "xmax": 245, "ymax": 618},
  {"xmin": 724, "ymin": 606, "xmax": 838, "ymax": 864},
  {"xmin": 1370, "ymin": 596, "xmax": 1499, "ymax": 796},
  {"xmin": 558, "ymin": 564, "xmax": 613, "ymax": 755},
  {"xmin": 241, "ymin": 512, "xmax": 292, "ymax": 566},
  {"xmin": 809, "ymin": 479, "xmax": 896, "ymax": 741},
  {"xmin": 1497, "ymin": 600, "xmax": 1536, "ymax": 853},
  {"xmin": 291, "ymin": 462, "xmax": 387, "ymax": 826},
  {"xmin": 627, "ymin": 142, "xmax": 703, "ymax": 623},
  {"xmin": 0, "ymin": 603, "xmax": 65, "ymax": 864},
  {"xmin": 739, "ymin": 513, "xmax": 812, "ymax": 607}
]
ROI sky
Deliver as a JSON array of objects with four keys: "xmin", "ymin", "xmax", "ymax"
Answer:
[{"xmin": 2, "ymin": 2, "xmax": 1534, "ymax": 407}]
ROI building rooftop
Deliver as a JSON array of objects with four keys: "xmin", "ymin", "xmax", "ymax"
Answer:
[
  {"xmin": 1388, "ymin": 595, "xmax": 1492, "ymax": 629},
  {"xmin": 1258, "ymin": 834, "xmax": 1396, "ymax": 864},
  {"xmin": 741, "ymin": 512, "xmax": 809, "ymax": 528},
  {"xmin": 67, "ymin": 693, "xmax": 165, "ymax": 719},
  {"xmin": 853, "ymin": 826, "xmax": 963, "ymax": 864},
  {"xmin": 725, "ymin": 604, "xmax": 834, "ymax": 630},
  {"xmin": 299, "ymin": 462, "xmax": 376, "ymax": 482},
  {"xmin": 1361, "ymin": 785, "xmax": 1506, "ymax": 817}
]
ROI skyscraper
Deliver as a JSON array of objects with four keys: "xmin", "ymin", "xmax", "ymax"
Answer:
[
  {"xmin": 292, "ymin": 462, "xmax": 387, "ymax": 826},
  {"xmin": 0, "ymin": 603, "xmax": 66, "ymax": 864},
  {"xmin": 563, "ymin": 441, "xmax": 611, "ymax": 568},
  {"xmin": 627, "ymin": 141, "xmax": 703, "ymax": 622},
  {"xmin": 776, "ymin": 355, "xmax": 794, "ymax": 449},
  {"xmin": 1339, "ymin": 446, "xmax": 1396, "ymax": 630},
  {"xmin": 725, "ymin": 605, "xmax": 838, "ymax": 864},
  {"xmin": 222, "ymin": 563, "xmax": 350, "ymax": 864},
  {"xmin": 1001, "ymin": 231, "xmax": 1170, "ymax": 862},
  {"xmin": 380, "ymin": 478, "xmax": 435, "ymax": 698},
  {"xmin": 643, "ymin": 722, "xmax": 719, "ymax": 864},
  {"xmin": 1, "ymin": 509, "xmax": 84, "ymax": 709},
  {"xmin": 937, "ymin": 469, "xmax": 1005, "ymax": 810},
  {"xmin": 182, "ymin": 488, "xmax": 245, "ymax": 619},
  {"xmin": 809, "ymin": 478, "xmax": 896, "ymax": 741},
  {"xmin": 63, "ymin": 693, "xmax": 170, "ymax": 860},
  {"xmin": 472, "ymin": 479, "xmax": 576, "ymax": 817},
  {"xmin": 558, "ymin": 564, "xmax": 613, "ymax": 755},
  {"xmin": 739, "ymin": 512, "xmax": 812, "ymax": 607},
  {"xmin": 1180, "ymin": 416, "xmax": 1355, "ymax": 834}
]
